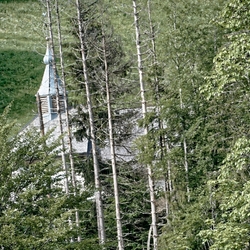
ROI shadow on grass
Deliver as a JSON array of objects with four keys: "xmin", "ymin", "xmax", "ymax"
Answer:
[{"xmin": 0, "ymin": 49, "xmax": 44, "ymax": 123}]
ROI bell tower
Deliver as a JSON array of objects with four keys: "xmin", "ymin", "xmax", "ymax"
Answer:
[{"xmin": 36, "ymin": 39, "xmax": 64, "ymax": 123}]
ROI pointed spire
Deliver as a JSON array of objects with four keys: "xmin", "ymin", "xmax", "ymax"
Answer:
[
  {"xmin": 43, "ymin": 40, "xmax": 53, "ymax": 65},
  {"xmin": 38, "ymin": 39, "xmax": 63, "ymax": 96},
  {"xmin": 36, "ymin": 39, "xmax": 64, "ymax": 122}
]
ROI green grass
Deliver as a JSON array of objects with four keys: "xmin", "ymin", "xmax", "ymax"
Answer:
[
  {"xmin": 0, "ymin": 0, "xmax": 45, "ymax": 125},
  {"xmin": 0, "ymin": 0, "xmax": 194, "ymax": 126},
  {"xmin": 0, "ymin": 0, "xmax": 149, "ymax": 121},
  {"xmin": 0, "ymin": 50, "xmax": 43, "ymax": 122}
]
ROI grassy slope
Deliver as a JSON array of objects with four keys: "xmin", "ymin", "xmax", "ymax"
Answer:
[
  {"xmin": 0, "ymin": 0, "xmax": 45, "ymax": 125},
  {"xmin": 0, "ymin": 0, "xmax": 146, "ymax": 126},
  {"xmin": 1, "ymin": 0, "xmax": 217, "ymax": 124}
]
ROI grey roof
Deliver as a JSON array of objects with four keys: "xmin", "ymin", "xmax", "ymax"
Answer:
[
  {"xmin": 25, "ymin": 108, "xmax": 143, "ymax": 159},
  {"xmin": 29, "ymin": 111, "xmax": 89, "ymax": 154}
]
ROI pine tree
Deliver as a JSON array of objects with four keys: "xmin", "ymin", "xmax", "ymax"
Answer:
[
  {"xmin": 199, "ymin": 137, "xmax": 250, "ymax": 249},
  {"xmin": 157, "ymin": 0, "xmax": 227, "ymax": 248},
  {"xmin": 54, "ymin": 0, "xmax": 81, "ymax": 241},
  {"xmin": 100, "ymin": 17, "xmax": 125, "ymax": 250},
  {"xmin": 75, "ymin": 0, "xmax": 106, "ymax": 244},
  {"xmin": 132, "ymin": 0, "xmax": 158, "ymax": 248},
  {"xmin": 0, "ymin": 107, "xmax": 73, "ymax": 249},
  {"xmin": 197, "ymin": 0, "xmax": 250, "ymax": 248},
  {"xmin": 45, "ymin": 0, "xmax": 69, "ymax": 195}
]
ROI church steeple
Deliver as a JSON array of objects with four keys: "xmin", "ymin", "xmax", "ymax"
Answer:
[{"xmin": 36, "ymin": 39, "xmax": 64, "ymax": 122}]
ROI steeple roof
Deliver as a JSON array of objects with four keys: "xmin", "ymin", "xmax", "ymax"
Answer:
[{"xmin": 38, "ymin": 41, "xmax": 63, "ymax": 96}]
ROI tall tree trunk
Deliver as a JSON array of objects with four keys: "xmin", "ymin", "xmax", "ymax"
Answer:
[
  {"xmin": 165, "ymin": 140, "xmax": 172, "ymax": 221},
  {"xmin": 75, "ymin": 0, "xmax": 106, "ymax": 244},
  {"xmin": 179, "ymin": 88, "xmax": 190, "ymax": 202},
  {"xmin": 46, "ymin": 0, "xmax": 69, "ymax": 195},
  {"xmin": 147, "ymin": 0, "xmax": 159, "ymax": 103},
  {"xmin": 55, "ymin": 0, "xmax": 81, "ymax": 241},
  {"xmin": 36, "ymin": 93, "xmax": 45, "ymax": 136},
  {"xmin": 132, "ymin": 1, "xmax": 158, "ymax": 249},
  {"xmin": 170, "ymin": 5, "xmax": 190, "ymax": 203},
  {"xmin": 102, "ymin": 28, "xmax": 124, "ymax": 250},
  {"xmin": 147, "ymin": 0, "xmax": 173, "ymax": 218}
]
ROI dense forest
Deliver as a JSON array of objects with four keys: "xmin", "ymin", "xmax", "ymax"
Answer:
[{"xmin": 0, "ymin": 0, "xmax": 250, "ymax": 249}]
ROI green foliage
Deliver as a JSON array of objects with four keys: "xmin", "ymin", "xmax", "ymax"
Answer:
[
  {"xmin": 219, "ymin": 0, "xmax": 250, "ymax": 31},
  {"xmin": 202, "ymin": 0, "xmax": 250, "ymax": 99},
  {"xmin": 160, "ymin": 0, "xmax": 250, "ymax": 248},
  {"xmin": 0, "ymin": 108, "xmax": 71, "ymax": 249},
  {"xmin": 0, "ymin": 107, "xmax": 103, "ymax": 249},
  {"xmin": 199, "ymin": 137, "xmax": 250, "ymax": 249},
  {"xmin": 102, "ymin": 163, "xmax": 151, "ymax": 249},
  {"xmin": 4, "ymin": 0, "xmax": 250, "ymax": 248},
  {"xmin": 159, "ymin": 195, "xmax": 210, "ymax": 250},
  {"xmin": 151, "ymin": 0, "xmax": 225, "ymax": 202},
  {"xmin": 198, "ymin": 0, "xmax": 250, "ymax": 189}
]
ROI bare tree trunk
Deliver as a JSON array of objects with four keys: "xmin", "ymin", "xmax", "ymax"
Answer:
[
  {"xmin": 147, "ymin": 0, "xmax": 173, "ymax": 219},
  {"xmin": 46, "ymin": 0, "xmax": 69, "ymax": 195},
  {"xmin": 102, "ymin": 29, "xmax": 124, "ymax": 250},
  {"xmin": 36, "ymin": 93, "xmax": 45, "ymax": 137},
  {"xmin": 132, "ymin": 1, "xmax": 158, "ymax": 249},
  {"xmin": 147, "ymin": 225, "xmax": 152, "ymax": 250},
  {"xmin": 164, "ymin": 141, "xmax": 173, "ymax": 223},
  {"xmin": 75, "ymin": 0, "xmax": 106, "ymax": 244},
  {"xmin": 147, "ymin": 0, "xmax": 159, "ymax": 100},
  {"xmin": 170, "ymin": 6, "xmax": 190, "ymax": 204},
  {"xmin": 55, "ymin": 0, "xmax": 81, "ymax": 241},
  {"xmin": 179, "ymin": 88, "xmax": 190, "ymax": 202}
]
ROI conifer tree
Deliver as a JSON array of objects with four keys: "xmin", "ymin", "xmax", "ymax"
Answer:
[
  {"xmin": 0, "ymin": 107, "xmax": 73, "ymax": 249},
  {"xmin": 45, "ymin": 0, "xmax": 69, "ymax": 194},
  {"xmin": 197, "ymin": 0, "xmax": 250, "ymax": 248},
  {"xmin": 132, "ymin": 0, "xmax": 158, "ymax": 249},
  {"xmin": 54, "ymin": 0, "xmax": 81, "ymax": 241},
  {"xmin": 100, "ymin": 18, "xmax": 124, "ymax": 250},
  {"xmin": 75, "ymin": 0, "xmax": 106, "ymax": 244}
]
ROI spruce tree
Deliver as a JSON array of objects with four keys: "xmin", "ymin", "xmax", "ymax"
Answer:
[{"xmin": 0, "ymin": 107, "xmax": 73, "ymax": 249}]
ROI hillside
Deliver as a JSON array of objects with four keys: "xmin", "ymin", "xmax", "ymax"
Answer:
[
  {"xmin": 0, "ymin": 0, "xmax": 45, "ymax": 125},
  {"xmin": 0, "ymin": 0, "xmax": 224, "ymax": 126},
  {"xmin": 2, "ymin": 0, "xmax": 250, "ymax": 249},
  {"xmin": 0, "ymin": 0, "xmax": 135, "ymax": 125}
]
